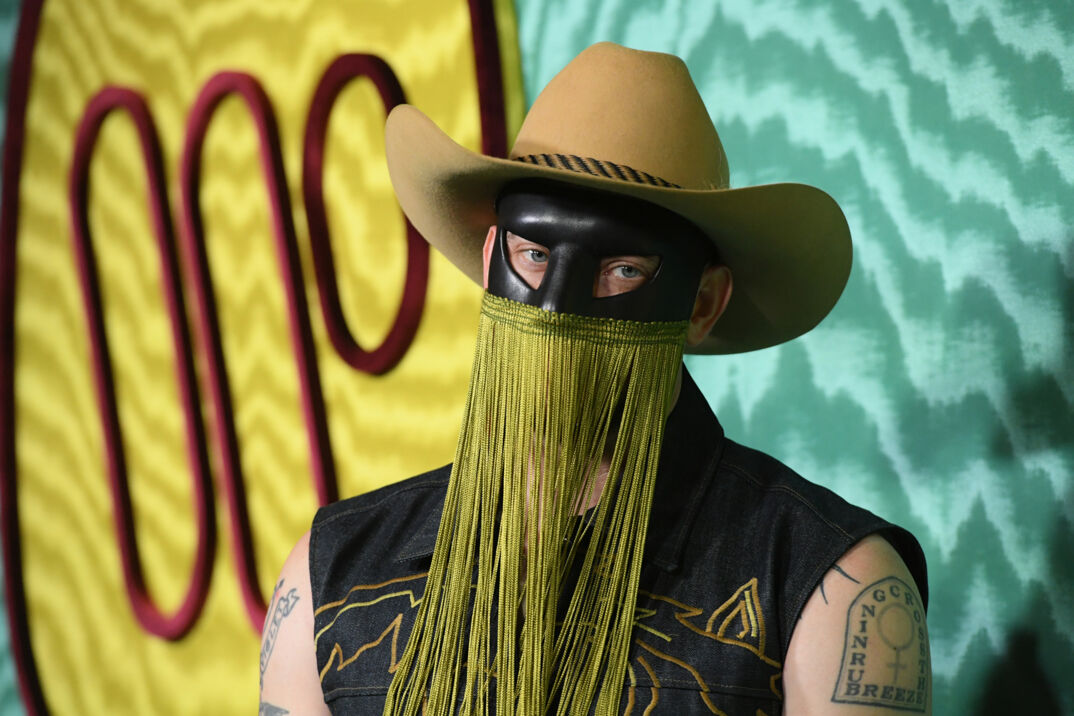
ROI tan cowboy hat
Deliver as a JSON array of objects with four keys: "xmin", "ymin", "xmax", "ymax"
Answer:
[{"xmin": 385, "ymin": 42, "xmax": 851, "ymax": 354}]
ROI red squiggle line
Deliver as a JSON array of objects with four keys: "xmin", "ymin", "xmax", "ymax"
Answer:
[
  {"xmin": 2, "ymin": 0, "xmax": 53, "ymax": 712},
  {"xmin": 468, "ymin": 0, "xmax": 509, "ymax": 159},
  {"xmin": 303, "ymin": 53, "xmax": 428, "ymax": 375},
  {"xmin": 68, "ymin": 87, "xmax": 218, "ymax": 641},
  {"xmin": 178, "ymin": 71, "xmax": 338, "ymax": 631}
]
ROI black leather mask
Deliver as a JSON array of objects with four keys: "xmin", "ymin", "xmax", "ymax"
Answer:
[{"xmin": 488, "ymin": 180, "xmax": 716, "ymax": 321}]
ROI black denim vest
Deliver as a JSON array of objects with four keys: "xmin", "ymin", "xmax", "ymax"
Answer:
[{"xmin": 309, "ymin": 370, "xmax": 928, "ymax": 714}]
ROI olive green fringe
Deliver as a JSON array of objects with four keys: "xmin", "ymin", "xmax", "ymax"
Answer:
[{"xmin": 384, "ymin": 294, "xmax": 687, "ymax": 716}]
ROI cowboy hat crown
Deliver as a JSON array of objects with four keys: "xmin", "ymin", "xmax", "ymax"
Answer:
[{"xmin": 508, "ymin": 41, "xmax": 729, "ymax": 191}]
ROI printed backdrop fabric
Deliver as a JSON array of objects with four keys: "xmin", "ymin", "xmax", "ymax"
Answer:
[
  {"xmin": 0, "ymin": 0, "xmax": 1072, "ymax": 714},
  {"xmin": 0, "ymin": 0, "xmax": 518, "ymax": 712}
]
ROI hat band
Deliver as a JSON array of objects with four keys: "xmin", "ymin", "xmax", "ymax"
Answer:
[{"xmin": 513, "ymin": 153, "xmax": 682, "ymax": 189}]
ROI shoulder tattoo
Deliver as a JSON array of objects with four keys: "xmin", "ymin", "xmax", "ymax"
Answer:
[
  {"xmin": 820, "ymin": 563, "xmax": 860, "ymax": 605},
  {"xmin": 832, "ymin": 576, "xmax": 929, "ymax": 711}
]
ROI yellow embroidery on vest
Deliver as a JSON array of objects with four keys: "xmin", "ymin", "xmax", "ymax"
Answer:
[
  {"xmin": 314, "ymin": 582, "xmax": 425, "ymax": 644},
  {"xmin": 770, "ymin": 671, "xmax": 783, "ymax": 700},
  {"xmin": 315, "ymin": 572, "xmax": 428, "ymax": 680},
  {"xmin": 633, "ymin": 604, "xmax": 672, "ymax": 642},
  {"xmin": 707, "ymin": 578, "xmax": 780, "ymax": 668},
  {"xmin": 314, "ymin": 571, "xmax": 428, "ymax": 616},
  {"xmin": 635, "ymin": 639, "xmax": 728, "ymax": 715},
  {"xmin": 635, "ymin": 654, "xmax": 660, "ymax": 716},
  {"xmin": 633, "ymin": 582, "xmax": 784, "ymax": 702},
  {"xmin": 320, "ymin": 613, "xmax": 406, "ymax": 682},
  {"xmin": 624, "ymin": 662, "xmax": 637, "ymax": 715}
]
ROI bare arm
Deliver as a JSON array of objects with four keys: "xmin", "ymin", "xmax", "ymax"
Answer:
[
  {"xmin": 783, "ymin": 534, "xmax": 932, "ymax": 715},
  {"xmin": 259, "ymin": 530, "xmax": 330, "ymax": 715}
]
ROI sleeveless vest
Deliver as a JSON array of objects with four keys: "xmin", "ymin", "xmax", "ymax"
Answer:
[{"xmin": 309, "ymin": 370, "xmax": 928, "ymax": 715}]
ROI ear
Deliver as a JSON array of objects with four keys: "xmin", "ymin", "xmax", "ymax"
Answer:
[
  {"xmin": 686, "ymin": 265, "xmax": 732, "ymax": 347},
  {"xmin": 481, "ymin": 225, "xmax": 497, "ymax": 289}
]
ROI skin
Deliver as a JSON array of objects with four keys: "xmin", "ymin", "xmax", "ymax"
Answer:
[
  {"xmin": 783, "ymin": 535, "xmax": 932, "ymax": 715},
  {"xmin": 502, "ymin": 229, "xmax": 663, "ymax": 300},
  {"xmin": 261, "ymin": 225, "xmax": 931, "ymax": 715},
  {"xmin": 259, "ymin": 531, "xmax": 325, "ymax": 715}
]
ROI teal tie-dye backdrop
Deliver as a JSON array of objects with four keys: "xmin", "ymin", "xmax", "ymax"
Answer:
[
  {"xmin": 510, "ymin": 1, "xmax": 1073, "ymax": 714},
  {"xmin": 0, "ymin": 1, "xmax": 1071, "ymax": 713}
]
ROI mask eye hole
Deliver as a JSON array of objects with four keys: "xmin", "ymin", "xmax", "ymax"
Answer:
[
  {"xmin": 505, "ymin": 231, "xmax": 548, "ymax": 289},
  {"xmin": 504, "ymin": 231, "xmax": 660, "ymax": 297},
  {"xmin": 594, "ymin": 255, "xmax": 660, "ymax": 297}
]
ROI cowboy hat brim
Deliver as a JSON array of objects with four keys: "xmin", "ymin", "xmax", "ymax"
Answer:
[{"xmin": 385, "ymin": 104, "xmax": 851, "ymax": 354}]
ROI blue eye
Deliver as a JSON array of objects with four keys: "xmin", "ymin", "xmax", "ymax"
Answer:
[
  {"xmin": 613, "ymin": 265, "xmax": 641, "ymax": 278},
  {"xmin": 526, "ymin": 249, "xmax": 548, "ymax": 263}
]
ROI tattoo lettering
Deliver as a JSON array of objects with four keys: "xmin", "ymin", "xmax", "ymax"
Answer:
[
  {"xmin": 259, "ymin": 579, "xmax": 301, "ymax": 689},
  {"xmin": 258, "ymin": 702, "xmax": 289, "ymax": 716},
  {"xmin": 832, "ymin": 576, "xmax": 928, "ymax": 711},
  {"xmin": 820, "ymin": 563, "xmax": 860, "ymax": 605}
]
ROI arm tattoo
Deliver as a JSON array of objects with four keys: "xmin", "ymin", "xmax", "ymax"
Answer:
[
  {"xmin": 832, "ymin": 576, "xmax": 929, "ymax": 711},
  {"xmin": 259, "ymin": 579, "xmax": 301, "ymax": 690},
  {"xmin": 833, "ymin": 564, "xmax": 860, "ymax": 583},
  {"xmin": 261, "ymin": 579, "xmax": 283, "ymax": 642},
  {"xmin": 258, "ymin": 703, "xmax": 289, "ymax": 716},
  {"xmin": 819, "ymin": 563, "xmax": 860, "ymax": 605}
]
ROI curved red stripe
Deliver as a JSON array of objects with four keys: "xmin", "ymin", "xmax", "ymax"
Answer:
[
  {"xmin": 68, "ymin": 86, "xmax": 217, "ymax": 641},
  {"xmin": 468, "ymin": 0, "xmax": 510, "ymax": 158},
  {"xmin": 179, "ymin": 71, "xmax": 337, "ymax": 631},
  {"xmin": 303, "ymin": 53, "xmax": 429, "ymax": 376},
  {"xmin": 2, "ymin": 0, "xmax": 56, "ymax": 712}
]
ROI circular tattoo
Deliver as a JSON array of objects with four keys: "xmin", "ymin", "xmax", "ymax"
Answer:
[{"xmin": 877, "ymin": 603, "xmax": 915, "ymax": 651}]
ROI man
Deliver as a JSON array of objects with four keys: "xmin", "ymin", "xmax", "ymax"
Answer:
[{"xmin": 260, "ymin": 43, "xmax": 930, "ymax": 715}]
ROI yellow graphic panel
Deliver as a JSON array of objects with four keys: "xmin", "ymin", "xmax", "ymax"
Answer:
[{"xmin": 12, "ymin": 0, "xmax": 521, "ymax": 712}]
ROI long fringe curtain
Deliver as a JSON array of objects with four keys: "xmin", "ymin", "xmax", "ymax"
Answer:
[{"xmin": 385, "ymin": 294, "xmax": 687, "ymax": 716}]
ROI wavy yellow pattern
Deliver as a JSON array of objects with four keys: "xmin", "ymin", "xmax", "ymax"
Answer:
[{"xmin": 13, "ymin": 0, "xmax": 521, "ymax": 712}]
